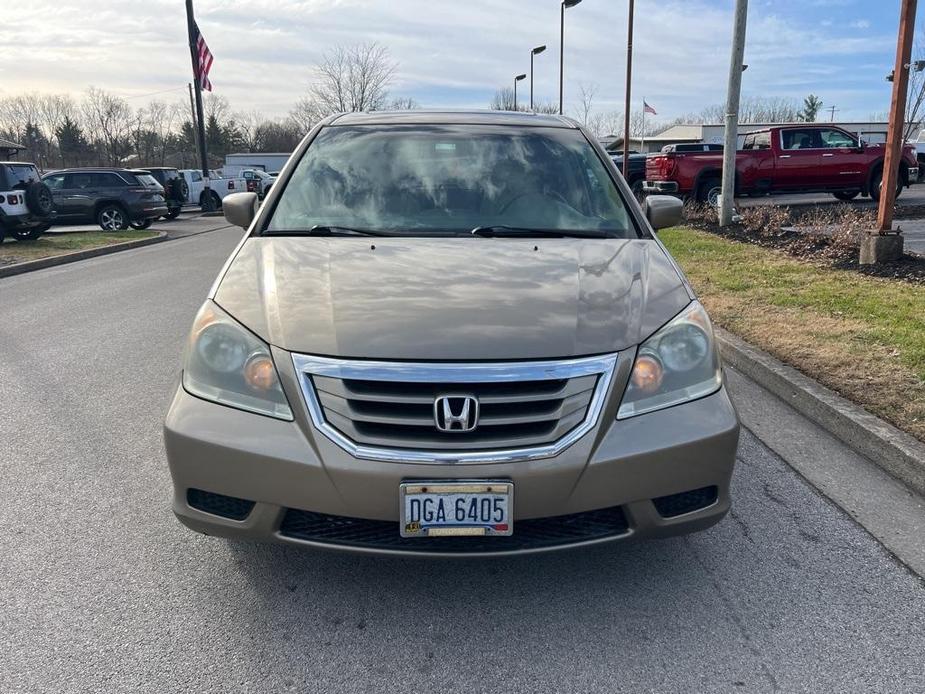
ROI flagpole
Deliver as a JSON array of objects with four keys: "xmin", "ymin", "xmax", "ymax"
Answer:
[
  {"xmin": 185, "ymin": 0, "xmax": 213, "ymax": 210},
  {"xmin": 641, "ymin": 98, "xmax": 646, "ymax": 153}
]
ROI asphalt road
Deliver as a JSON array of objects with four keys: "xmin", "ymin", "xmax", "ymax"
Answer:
[{"xmin": 2, "ymin": 225, "xmax": 924, "ymax": 693}]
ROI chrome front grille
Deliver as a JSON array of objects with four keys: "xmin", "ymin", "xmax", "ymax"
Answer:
[{"xmin": 291, "ymin": 354, "xmax": 618, "ymax": 464}]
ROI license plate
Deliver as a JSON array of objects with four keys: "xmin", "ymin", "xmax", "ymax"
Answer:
[{"xmin": 400, "ymin": 481, "xmax": 513, "ymax": 538}]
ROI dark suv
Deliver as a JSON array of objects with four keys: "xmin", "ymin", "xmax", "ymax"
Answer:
[
  {"xmin": 144, "ymin": 167, "xmax": 188, "ymax": 219},
  {"xmin": 42, "ymin": 168, "xmax": 168, "ymax": 230},
  {"xmin": 0, "ymin": 161, "xmax": 55, "ymax": 242}
]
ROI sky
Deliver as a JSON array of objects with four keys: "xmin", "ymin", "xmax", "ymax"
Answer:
[{"xmin": 3, "ymin": 0, "xmax": 905, "ymax": 126}]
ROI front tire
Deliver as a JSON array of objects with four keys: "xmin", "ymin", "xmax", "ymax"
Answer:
[
  {"xmin": 833, "ymin": 191, "xmax": 860, "ymax": 201},
  {"xmin": 97, "ymin": 205, "xmax": 129, "ymax": 231},
  {"xmin": 130, "ymin": 219, "xmax": 153, "ymax": 230},
  {"xmin": 165, "ymin": 207, "xmax": 181, "ymax": 220}
]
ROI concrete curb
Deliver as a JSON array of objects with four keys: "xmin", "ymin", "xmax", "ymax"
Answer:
[
  {"xmin": 0, "ymin": 232, "xmax": 168, "ymax": 279},
  {"xmin": 717, "ymin": 327, "xmax": 925, "ymax": 497}
]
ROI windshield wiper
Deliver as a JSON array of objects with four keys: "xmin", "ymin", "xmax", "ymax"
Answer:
[
  {"xmin": 267, "ymin": 225, "xmax": 391, "ymax": 237},
  {"xmin": 470, "ymin": 225, "xmax": 610, "ymax": 239}
]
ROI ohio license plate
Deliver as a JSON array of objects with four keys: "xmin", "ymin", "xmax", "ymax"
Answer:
[{"xmin": 400, "ymin": 482, "xmax": 513, "ymax": 538}]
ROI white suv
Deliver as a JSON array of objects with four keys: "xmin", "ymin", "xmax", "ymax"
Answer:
[{"xmin": 0, "ymin": 162, "xmax": 55, "ymax": 242}]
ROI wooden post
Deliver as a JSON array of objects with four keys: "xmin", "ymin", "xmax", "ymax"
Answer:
[{"xmin": 878, "ymin": 0, "xmax": 918, "ymax": 233}]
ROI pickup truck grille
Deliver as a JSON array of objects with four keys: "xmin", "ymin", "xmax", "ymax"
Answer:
[{"xmin": 291, "ymin": 354, "xmax": 618, "ymax": 464}]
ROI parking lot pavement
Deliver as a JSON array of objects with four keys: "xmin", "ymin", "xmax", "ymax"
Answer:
[
  {"xmin": 1, "ymin": 230, "xmax": 924, "ymax": 693},
  {"xmin": 44, "ymin": 210, "xmax": 230, "ymax": 239}
]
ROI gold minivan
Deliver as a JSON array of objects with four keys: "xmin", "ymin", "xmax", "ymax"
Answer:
[{"xmin": 164, "ymin": 110, "xmax": 739, "ymax": 556}]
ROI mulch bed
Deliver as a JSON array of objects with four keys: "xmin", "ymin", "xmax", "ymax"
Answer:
[{"xmin": 682, "ymin": 203, "xmax": 925, "ymax": 284}]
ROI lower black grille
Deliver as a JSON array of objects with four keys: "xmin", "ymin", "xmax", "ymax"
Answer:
[
  {"xmin": 652, "ymin": 486, "xmax": 718, "ymax": 518},
  {"xmin": 279, "ymin": 505, "xmax": 629, "ymax": 553},
  {"xmin": 187, "ymin": 488, "xmax": 255, "ymax": 521}
]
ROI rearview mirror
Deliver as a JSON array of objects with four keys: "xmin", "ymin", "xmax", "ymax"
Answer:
[
  {"xmin": 644, "ymin": 195, "xmax": 683, "ymax": 230},
  {"xmin": 222, "ymin": 192, "xmax": 259, "ymax": 229}
]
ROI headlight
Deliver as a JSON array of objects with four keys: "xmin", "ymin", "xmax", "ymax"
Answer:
[
  {"xmin": 617, "ymin": 301, "xmax": 722, "ymax": 419},
  {"xmin": 182, "ymin": 300, "xmax": 293, "ymax": 420}
]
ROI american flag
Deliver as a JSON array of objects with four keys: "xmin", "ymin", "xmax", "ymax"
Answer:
[
  {"xmin": 194, "ymin": 22, "xmax": 214, "ymax": 91},
  {"xmin": 643, "ymin": 101, "xmax": 657, "ymax": 116}
]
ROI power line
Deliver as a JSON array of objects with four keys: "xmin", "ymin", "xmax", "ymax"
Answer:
[{"xmin": 120, "ymin": 85, "xmax": 188, "ymax": 101}]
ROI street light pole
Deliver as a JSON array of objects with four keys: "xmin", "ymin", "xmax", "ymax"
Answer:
[
  {"xmin": 530, "ymin": 45, "xmax": 546, "ymax": 111},
  {"xmin": 514, "ymin": 73, "xmax": 526, "ymax": 111},
  {"xmin": 559, "ymin": 0, "xmax": 583, "ymax": 115},
  {"xmin": 622, "ymin": 0, "xmax": 634, "ymax": 178},
  {"xmin": 719, "ymin": 0, "xmax": 749, "ymax": 227}
]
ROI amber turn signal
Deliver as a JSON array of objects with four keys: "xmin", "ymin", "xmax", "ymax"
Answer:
[
  {"xmin": 630, "ymin": 354, "xmax": 664, "ymax": 393},
  {"xmin": 244, "ymin": 355, "xmax": 278, "ymax": 391}
]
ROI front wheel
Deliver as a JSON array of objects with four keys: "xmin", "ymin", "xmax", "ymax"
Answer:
[
  {"xmin": 97, "ymin": 205, "xmax": 129, "ymax": 231},
  {"xmin": 832, "ymin": 191, "xmax": 860, "ymax": 201},
  {"xmin": 130, "ymin": 219, "xmax": 153, "ymax": 230},
  {"xmin": 165, "ymin": 207, "xmax": 181, "ymax": 220}
]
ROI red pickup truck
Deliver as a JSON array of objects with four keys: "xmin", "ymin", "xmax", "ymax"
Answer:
[{"xmin": 644, "ymin": 125, "xmax": 919, "ymax": 205}]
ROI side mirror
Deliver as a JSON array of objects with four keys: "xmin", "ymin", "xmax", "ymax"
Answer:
[
  {"xmin": 644, "ymin": 195, "xmax": 683, "ymax": 230},
  {"xmin": 222, "ymin": 192, "xmax": 259, "ymax": 229}
]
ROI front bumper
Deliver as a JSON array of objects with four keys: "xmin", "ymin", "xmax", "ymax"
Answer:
[
  {"xmin": 164, "ymin": 369, "xmax": 740, "ymax": 556},
  {"xmin": 643, "ymin": 180, "xmax": 679, "ymax": 194}
]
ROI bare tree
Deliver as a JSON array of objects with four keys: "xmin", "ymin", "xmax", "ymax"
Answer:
[
  {"xmin": 387, "ymin": 96, "xmax": 419, "ymax": 110},
  {"xmin": 81, "ymin": 87, "xmax": 133, "ymax": 165},
  {"xmin": 573, "ymin": 82, "xmax": 598, "ymax": 129},
  {"xmin": 289, "ymin": 96, "xmax": 324, "ymax": 135},
  {"xmin": 490, "ymin": 87, "xmax": 518, "ymax": 111},
  {"xmin": 309, "ymin": 42, "xmax": 397, "ymax": 115}
]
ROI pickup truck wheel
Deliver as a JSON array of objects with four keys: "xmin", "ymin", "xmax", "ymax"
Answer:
[
  {"xmin": 832, "ymin": 191, "xmax": 859, "ymax": 201},
  {"xmin": 210, "ymin": 190, "xmax": 222, "ymax": 209},
  {"xmin": 869, "ymin": 167, "xmax": 903, "ymax": 203},
  {"xmin": 697, "ymin": 177, "xmax": 722, "ymax": 206},
  {"xmin": 164, "ymin": 207, "xmax": 181, "ymax": 220}
]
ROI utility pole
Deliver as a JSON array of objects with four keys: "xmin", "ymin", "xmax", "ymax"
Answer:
[
  {"xmin": 828, "ymin": 105, "xmax": 838, "ymax": 122},
  {"xmin": 871, "ymin": 0, "xmax": 918, "ymax": 257},
  {"xmin": 185, "ymin": 0, "xmax": 213, "ymax": 210},
  {"xmin": 719, "ymin": 0, "xmax": 748, "ymax": 227},
  {"xmin": 622, "ymin": 0, "xmax": 635, "ymax": 178}
]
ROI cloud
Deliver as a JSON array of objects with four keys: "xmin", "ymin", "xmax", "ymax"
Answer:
[{"xmin": 0, "ymin": 0, "xmax": 898, "ymax": 121}]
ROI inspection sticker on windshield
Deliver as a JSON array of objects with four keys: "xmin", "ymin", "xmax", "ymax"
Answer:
[{"xmin": 400, "ymin": 482, "xmax": 513, "ymax": 537}]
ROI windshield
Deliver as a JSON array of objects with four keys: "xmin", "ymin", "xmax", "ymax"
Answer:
[{"xmin": 266, "ymin": 124, "xmax": 635, "ymax": 237}]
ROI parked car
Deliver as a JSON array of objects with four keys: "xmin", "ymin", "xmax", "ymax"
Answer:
[
  {"xmin": 645, "ymin": 125, "xmax": 919, "ymax": 204},
  {"xmin": 164, "ymin": 110, "xmax": 740, "ymax": 556},
  {"xmin": 0, "ymin": 161, "xmax": 55, "ymax": 242},
  {"xmin": 178, "ymin": 169, "xmax": 248, "ymax": 209},
  {"xmin": 42, "ymin": 168, "xmax": 168, "ymax": 230},
  {"xmin": 241, "ymin": 168, "xmax": 274, "ymax": 198},
  {"xmin": 610, "ymin": 152, "xmax": 648, "ymax": 198},
  {"xmin": 144, "ymin": 167, "xmax": 186, "ymax": 219}
]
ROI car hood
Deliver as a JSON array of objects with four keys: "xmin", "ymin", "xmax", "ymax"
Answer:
[{"xmin": 214, "ymin": 236, "xmax": 692, "ymax": 360}]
